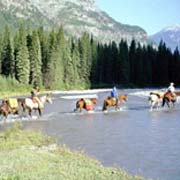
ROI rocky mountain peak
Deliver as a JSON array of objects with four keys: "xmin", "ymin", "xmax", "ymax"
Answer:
[{"xmin": 0, "ymin": 0, "xmax": 148, "ymax": 44}]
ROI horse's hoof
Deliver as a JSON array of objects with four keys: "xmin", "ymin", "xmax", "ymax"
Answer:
[{"xmin": 103, "ymin": 110, "xmax": 108, "ymax": 114}]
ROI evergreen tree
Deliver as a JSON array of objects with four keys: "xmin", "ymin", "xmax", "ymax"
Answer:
[
  {"xmin": 143, "ymin": 45, "xmax": 154, "ymax": 85},
  {"xmin": 90, "ymin": 35, "xmax": 98, "ymax": 84},
  {"xmin": 71, "ymin": 39, "xmax": 81, "ymax": 86},
  {"xmin": 44, "ymin": 27, "xmax": 65, "ymax": 89},
  {"xmin": 37, "ymin": 27, "xmax": 49, "ymax": 85},
  {"xmin": 171, "ymin": 47, "xmax": 180, "ymax": 83},
  {"xmin": 156, "ymin": 40, "xmax": 169, "ymax": 85},
  {"xmin": 16, "ymin": 24, "xmax": 30, "ymax": 84},
  {"xmin": 129, "ymin": 39, "xmax": 136, "ymax": 84},
  {"xmin": 110, "ymin": 41, "xmax": 118, "ymax": 83},
  {"xmin": 0, "ymin": 32, "xmax": 3, "ymax": 74},
  {"xmin": 134, "ymin": 43, "xmax": 144, "ymax": 85},
  {"xmin": 79, "ymin": 32, "xmax": 92, "ymax": 86},
  {"xmin": 29, "ymin": 30, "xmax": 42, "ymax": 86},
  {"xmin": 1, "ymin": 26, "xmax": 15, "ymax": 77},
  {"xmin": 118, "ymin": 40, "xmax": 129, "ymax": 84}
]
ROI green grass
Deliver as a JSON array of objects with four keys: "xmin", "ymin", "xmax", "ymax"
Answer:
[{"xmin": 0, "ymin": 123, "xmax": 145, "ymax": 180}]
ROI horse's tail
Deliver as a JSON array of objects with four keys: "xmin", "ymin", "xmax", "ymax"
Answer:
[
  {"xmin": 102, "ymin": 100, "xmax": 107, "ymax": 111},
  {"xmin": 74, "ymin": 101, "xmax": 79, "ymax": 112}
]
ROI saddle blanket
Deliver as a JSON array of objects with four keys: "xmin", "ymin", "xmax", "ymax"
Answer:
[
  {"xmin": 8, "ymin": 98, "xmax": 18, "ymax": 109},
  {"xmin": 84, "ymin": 99, "xmax": 93, "ymax": 111}
]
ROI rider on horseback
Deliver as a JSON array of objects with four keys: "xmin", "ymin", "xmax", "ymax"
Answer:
[
  {"xmin": 31, "ymin": 85, "xmax": 42, "ymax": 108},
  {"xmin": 167, "ymin": 82, "xmax": 176, "ymax": 98},
  {"xmin": 111, "ymin": 86, "xmax": 118, "ymax": 105}
]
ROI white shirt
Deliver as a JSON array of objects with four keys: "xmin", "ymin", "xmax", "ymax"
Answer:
[{"xmin": 168, "ymin": 85, "xmax": 175, "ymax": 92}]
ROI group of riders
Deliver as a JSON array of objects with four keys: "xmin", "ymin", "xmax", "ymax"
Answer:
[{"xmin": 0, "ymin": 82, "xmax": 177, "ymax": 117}]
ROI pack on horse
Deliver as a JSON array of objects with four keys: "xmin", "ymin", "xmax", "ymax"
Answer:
[
  {"xmin": 102, "ymin": 94, "xmax": 128, "ymax": 111},
  {"xmin": 18, "ymin": 94, "xmax": 52, "ymax": 116},
  {"xmin": 0, "ymin": 98, "xmax": 19, "ymax": 118},
  {"xmin": 74, "ymin": 98, "xmax": 97, "ymax": 112},
  {"xmin": 148, "ymin": 91, "xmax": 165, "ymax": 111},
  {"xmin": 162, "ymin": 91, "xmax": 179, "ymax": 108}
]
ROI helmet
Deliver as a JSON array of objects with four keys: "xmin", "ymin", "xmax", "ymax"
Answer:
[{"xmin": 170, "ymin": 82, "xmax": 174, "ymax": 86}]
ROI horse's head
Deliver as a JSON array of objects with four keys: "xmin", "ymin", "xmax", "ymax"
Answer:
[
  {"xmin": 90, "ymin": 98, "xmax": 97, "ymax": 104},
  {"xmin": 118, "ymin": 94, "xmax": 128, "ymax": 102}
]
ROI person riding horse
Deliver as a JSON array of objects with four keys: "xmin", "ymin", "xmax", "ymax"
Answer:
[
  {"xmin": 166, "ymin": 82, "xmax": 176, "ymax": 99},
  {"xmin": 31, "ymin": 86, "xmax": 42, "ymax": 108},
  {"xmin": 110, "ymin": 86, "xmax": 118, "ymax": 105}
]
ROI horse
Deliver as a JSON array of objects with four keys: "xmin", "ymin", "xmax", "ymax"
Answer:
[
  {"xmin": 162, "ymin": 91, "xmax": 178, "ymax": 108},
  {"xmin": 102, "ymin": 94, "xmax": 128, "ymax": 111},
  {"xmin": 74, "ymin": 98, "xmax": 97, "ymax": 112},
  {"xmin": 148, "ymin": 91, "xmax": 165, "ymax": 111},
  {"xmin": 17, "ymin": 94, "xmax": 52, "ymax": 116},
  {"xmin": 0, "ymin": 98, "xmax": 19, "ymax": 118}
]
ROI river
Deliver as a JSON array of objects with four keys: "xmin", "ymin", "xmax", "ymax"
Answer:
[{"xmin": 1, "ymin": 88, "xmax": 180, "ymax": 180}]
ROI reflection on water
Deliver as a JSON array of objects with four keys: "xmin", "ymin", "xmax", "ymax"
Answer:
[{"xmin": 1, "ymin": 89, "xmax": 180, "ymax": 180}]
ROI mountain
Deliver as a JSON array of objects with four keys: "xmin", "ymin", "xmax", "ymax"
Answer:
[
  {"xmin": 0, "ymin": 0, "xmax": 148, "ymax": 44},
  {"xmin": 149, "ymin": 24, "xmax": 180, "ymax": 51}
]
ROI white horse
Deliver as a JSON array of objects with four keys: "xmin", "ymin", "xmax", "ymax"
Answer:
[
  {"xmin": 18, "ymin": 94, "xmax": 52, "ymax": 116},
  {"xmin": 148, "ymin": 91, "xmax": 164, "ymax": 111}
]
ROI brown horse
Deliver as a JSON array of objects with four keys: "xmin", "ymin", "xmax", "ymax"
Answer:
[
  {"xmin": 74, "ymin": 98, "xmax": 97, "ymax": 112},
  {"xmin": 102, "ymin": 94, "xmax": 128, "ymax": 111},
  {"xmin": 0, "ymin": 99, "xmax": 19, "ymax": 118},
  {"xmin": 162, "ymin": 91, "xmax": 180, "ymax": 108}
]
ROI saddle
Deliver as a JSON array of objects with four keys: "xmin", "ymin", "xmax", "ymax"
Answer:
[
  {"xmin": 32, "ymin": 97, "xmax": 39, "ymax": 103},
  {"xmin": 8, "ymin": 98, "xmax": 18, "ymax": 109},
  {"xmin": 164, "ymin": 91, "xmax": 177, "ymax": 100}
]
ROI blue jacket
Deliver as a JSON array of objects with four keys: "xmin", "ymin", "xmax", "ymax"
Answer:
[{"xmin": 111, "ymin": 89, "xmax": 117, "ymax": 98}]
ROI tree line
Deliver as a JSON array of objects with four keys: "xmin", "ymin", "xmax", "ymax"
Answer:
[{"xmin": 0, "ymin": 24, "xmax": 180, "ymax": 89}]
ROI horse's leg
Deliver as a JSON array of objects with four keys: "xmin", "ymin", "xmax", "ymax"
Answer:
[
  {"xmin": 166, "ymin": 99, "xmax": 170, "ymax": 108},
  {"xmin": 150, "ymin": 101, "xmax": 155, "ymax": 111},
  {"xmin": 162, "ymin": 98, "xmax": 166, "ymax": 107},
  {"xmin": 38, "ymin": 108, "xmax": 42, "ymax": 116},
  {"xmin": 102, "ymin": 101, "xmax": 107, "ymax": 111},
  {"xmin": 29, "ymin": 109, "xmax": 32, "ymax": 116},
  {"xmin": 157, "ymin": 100, "xmax": 160, "ymax": 110}
]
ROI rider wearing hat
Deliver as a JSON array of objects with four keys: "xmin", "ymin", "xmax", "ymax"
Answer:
[{"xmin": 167, "ymin": 82, "xmax": 176, "ymax": 98}]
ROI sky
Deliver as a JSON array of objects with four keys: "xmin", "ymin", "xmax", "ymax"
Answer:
[{"xmin": 95, "ymin": 0, "xmax": 180, "ymax": 35}]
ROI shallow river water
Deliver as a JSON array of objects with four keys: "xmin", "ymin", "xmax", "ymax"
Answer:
[{"xmin": 1, "ymin": 89, "xmax": 180, "ymax": 180}]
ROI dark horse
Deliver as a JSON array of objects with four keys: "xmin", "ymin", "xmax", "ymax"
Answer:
[
  {"xmin": 0, "ymin": 98, "xmax": 19, "ymax": 118},
  {"xmin": 17, "ymin": 94, "xmax": 52, "ymax": 116},
  {"xmin": 102, "ymin": 94, "xmax": 128, "ymax": 111},
  {"xmin": 74, "ymin": 98, "xmax": 97, "ymax": 112},
  {"xmin": 162, "ymin": 91, "xmax": 180, "ymax": 108}
]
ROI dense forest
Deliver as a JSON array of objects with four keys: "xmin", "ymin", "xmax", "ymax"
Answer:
[{"xmin": 0, "ymin": 24, "xmax": 180, "ymax": 89}]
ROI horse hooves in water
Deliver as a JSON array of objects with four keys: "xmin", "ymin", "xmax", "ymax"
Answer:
[{"xmin": 103, "ymin": 110, "xmax": 108, "ymax": 114}]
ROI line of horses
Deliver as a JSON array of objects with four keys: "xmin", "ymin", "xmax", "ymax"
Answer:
[
  {"xmin": 149, "ymin": 91, "xmax": 180, "ymax": 111},
  {"xmin": 0, "ymin": 90, "xmax": 179, "ymax": 119},
  {"xmin": 74, "ymin": 90, "xmax": 180, "ymax": 113},
  {"xmin": 0, "ymin": 94, "xmax": 52, "ymax": 119},
  {"xmin": 74, "ymin": 94, "xmax": 128, "ymax": 112}
]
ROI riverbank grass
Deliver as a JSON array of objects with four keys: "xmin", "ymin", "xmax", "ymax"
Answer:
[{"xmin": 0, "ymin": 123, "xmax": 145, "ymax": 180}]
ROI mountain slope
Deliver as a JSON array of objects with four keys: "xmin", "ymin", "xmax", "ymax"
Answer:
[
  {"xmin": 149, "ymin": 24, "xmax": 180, "ymax": 51},
  {"xmin": 0, "ymin": 0, "xmax": 148, "ymax": 44}
]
